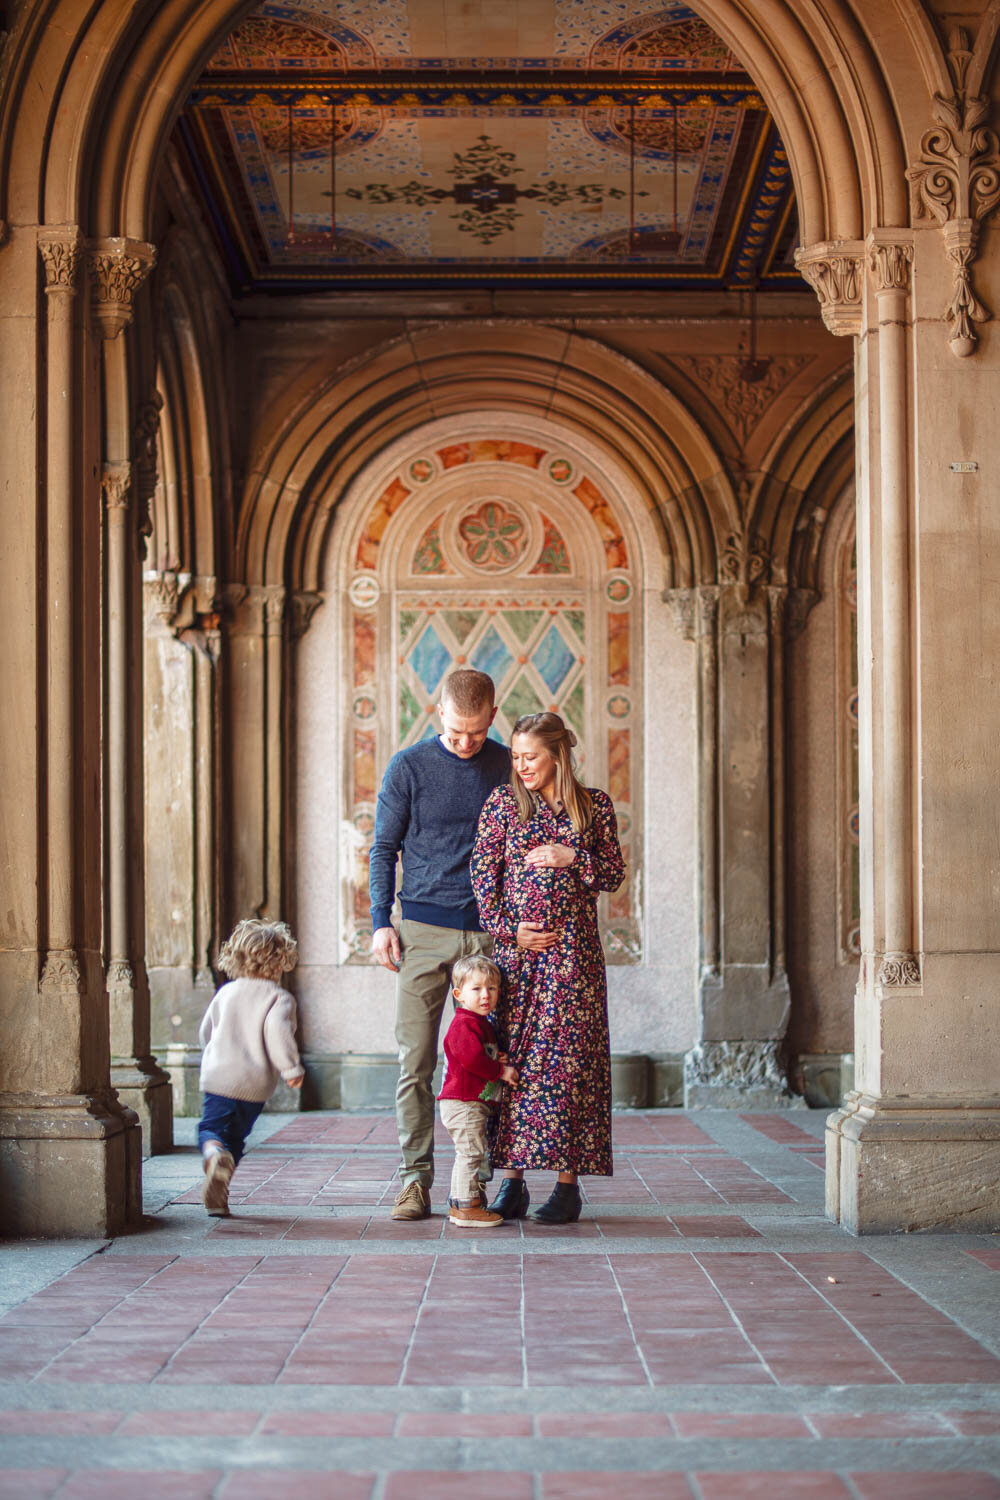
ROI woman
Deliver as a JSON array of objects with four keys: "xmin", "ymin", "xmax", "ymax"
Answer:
[{"xmin": 470, "ymin": 711, "xmax": 625, "ymax": 1224}]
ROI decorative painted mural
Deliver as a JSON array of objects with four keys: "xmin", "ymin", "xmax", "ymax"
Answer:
[
  {"xmin": 180, "ymin": 0, "xmax": 801, "ymax": 289},
  {"xmin": 341, "ymin": 434, "xmax": 642, "ymax": 966}
]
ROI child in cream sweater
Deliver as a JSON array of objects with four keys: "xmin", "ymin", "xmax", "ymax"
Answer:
[{"xmin": 198, "ymin": 918, "xmax": 304, "ymax": 1216}]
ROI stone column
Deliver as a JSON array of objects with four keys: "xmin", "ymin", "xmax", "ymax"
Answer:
[
  {"xmin": 0, "ymin": 227, "xmax": 140, "ymax": 1236},
  {"xmin": 88, "ymin": 239, "xmax": 172, "ymax": 1157},
  {"xmin": 263, "ymin": 586, "xmax": 287, "ymax": 921},
  {"xmin": 803, "ymin": 209, "xmax": 1000, "ymax": 1229},
  {"xmin": 668, "ymin": 574, "xmax": 815, "ymax": 1107}
]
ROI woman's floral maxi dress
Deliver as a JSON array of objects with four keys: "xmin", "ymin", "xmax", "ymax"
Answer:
[{"xmin": 471, "ymin": 785, "xmax": 625, "ymax": 1176}]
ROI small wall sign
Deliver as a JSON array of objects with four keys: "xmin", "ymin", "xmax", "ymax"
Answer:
[{"xmin": 950, "ymin": 461, "xmax": 979, "ymax": 472}]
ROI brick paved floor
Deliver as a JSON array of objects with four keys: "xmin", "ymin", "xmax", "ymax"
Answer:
[{"xmin": 1, "ymin": 1109, "xmax": 998, "ymax": 1498}]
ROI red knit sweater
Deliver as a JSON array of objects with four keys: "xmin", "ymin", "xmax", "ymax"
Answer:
[{"xmin": 438, "ymin": 1007, "xmax": 503, "ymax": 1103}]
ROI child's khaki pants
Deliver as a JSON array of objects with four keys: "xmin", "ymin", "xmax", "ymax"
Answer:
[{"xmin": 439, "ymin": 1098, "xmax": 492, "ymax": 1204}]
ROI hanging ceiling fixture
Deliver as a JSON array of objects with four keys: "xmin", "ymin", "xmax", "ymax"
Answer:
[
  {"xmin": 285, "ymin": 98, "xmax": 339, "ymax": 250},
  {"xmin": 628, "ymin": 96, "xmax": 683, "ymax": 257},
  {"xmin": 738, "ymin": 287, "xmax": 772, "ymax": 384}
]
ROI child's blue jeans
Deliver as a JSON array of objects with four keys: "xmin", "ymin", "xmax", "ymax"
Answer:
[{"xmin": 197, "ymin": 1093, "xmax": 264, "ymax": 1165}]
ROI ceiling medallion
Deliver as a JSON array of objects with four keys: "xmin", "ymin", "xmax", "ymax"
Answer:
[{"xmin": 457, "ymin": 501, "xmax": 529, "ymax": 570}]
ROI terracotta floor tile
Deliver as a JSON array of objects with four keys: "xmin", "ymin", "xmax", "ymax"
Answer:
[
  {"xmin": 0, "ymin": 1469, "xmax": 68, "ymax": 1499},
  {"xmin": 673, "ymin": 1412, "xmax": 811, "ymax": 1438},
  {"xmin": 697, "ymin": 1474, "xmax": 853, "ymax": 1499},
  {"xmin": 219, "ymin": 1472, "xmax": 375, "ymax": 1499},
  {"xmin": 57, "ymin": 1473, "xmax": 223, "ymax": 1500},
  {"xmin": 851, "ymin": 1475, "xmax": 1000, "ymax": 1500},
  {"xmin": 944, "ymin": 1411, "xmax": 1000, "ymax": 1435},
  {"xmin": 396, "ymin": 1412, "xmax": 533, "ymax": 1437},
  {"xmin": 542, "ymin": 1476, "xmax": 694, "ymax": 1499},
  {"xmin": 0, "ymin": 1411, "xmax": 122, "ymax": 1435},
  {"xmin": 808, "ymin": 1412, "xmax": 953, "ymax": 1438},
  {"xmin": 385, "ymin": 1475, "xmax": 534, "ymax": 1499},
  {"xmin": 537, "ymin": 1413, "xmax": 676, "ymax": 1437}
]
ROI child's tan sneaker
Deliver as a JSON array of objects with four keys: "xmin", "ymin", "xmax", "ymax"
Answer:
[
  {"xmin": 448, "ymin": 1200, "xmax": 504, "ymax": 1228},
  {"xmin": 202, "ymin": 1150, "xmax": 235, "ymax": 1217}
]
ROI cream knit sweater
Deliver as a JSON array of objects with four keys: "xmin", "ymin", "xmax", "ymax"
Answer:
[{"xmin": 198, "ymin": 977, "xmax": 305, "ymax": 1102}]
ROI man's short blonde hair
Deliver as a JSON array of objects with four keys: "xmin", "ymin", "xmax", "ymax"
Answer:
[
  {"xmin": 219, "ymin": 918, "xmax": 298, "ymax": 981},
  {"xmin": 440, "ymin": 668, "xmax": 495, "ymax": 714},
  {"xmin": 452, "ymin": 954, "xmax": 502, "ymax": 993}
]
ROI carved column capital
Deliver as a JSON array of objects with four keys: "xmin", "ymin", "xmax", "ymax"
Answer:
[
  {"xmin": 133, "ymin": 391, "xmax": 164, "ymax": 557},
  {"xmin": 867, "ymin": 234, "xmax": 913, "ymax": 295},
  {"xmin": 143, "ymin": 569, "xmax": 182, "ymax": 629},
  {"xmin": 101, "ymin": 461, "xmax": 132, "ymax": 511},
  {"xmin": 663, "ymin": 588, "xmax": 697, "ymax": 641},
  {"xmin": 794, "ymin": 240, "xmax": 864, "ymax": 337},
  {"xmin": 876, "ymin": 951, "xmax": 922, "ymax": 987},
  {"xmin": 86, "ymin": 238, "xmax": 157, "ymax": 338},
  {"xmin": 38, "ymin": 225, "xmax": 83, "ymax": 294},
  {"xmin": 39, "ymin": 948, "xmax": 83, "ymax": 995}
]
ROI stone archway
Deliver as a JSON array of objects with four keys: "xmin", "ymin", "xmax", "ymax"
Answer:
[{"xmin": 2, "ymin": 0, "xmax": 1000, "ymax": 1235}]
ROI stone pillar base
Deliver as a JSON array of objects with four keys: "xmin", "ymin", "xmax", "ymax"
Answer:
[
  {"xmin": 111, "ymin": 1058, "xmax": 173, "ymax": 1156},
  {"xmin": 163, "ymin": 1043, "xmax": 203, "ymax": 1117},
  {"xmin": 0, "ymin": 1092, "xmax": 142, "ymax": 1237},
  {"xmin": 683, "ymin": 1040, "xmax": 806, "ymax": 1109},
  {"xmin": 827, "ymin": 1093, "xmax": 1000, "ymax": 1234}
]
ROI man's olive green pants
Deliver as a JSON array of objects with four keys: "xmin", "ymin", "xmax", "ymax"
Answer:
[{"xmin": 394, "ymin": 918, "xmax": 493, "ymax": 1191}]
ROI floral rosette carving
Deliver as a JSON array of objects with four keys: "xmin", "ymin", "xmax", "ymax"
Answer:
[{"xmin": 457, "ymin": 500, "xmax": 527, "ymax": 569}]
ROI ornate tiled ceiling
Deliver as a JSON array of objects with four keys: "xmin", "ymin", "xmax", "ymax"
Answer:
[{"xmin": 178, "ymin": 0, "xmax": 802, "ymax": 289}]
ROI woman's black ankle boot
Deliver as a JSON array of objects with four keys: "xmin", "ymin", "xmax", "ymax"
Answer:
[
  {"xmin": 489, "ymin": 1177, "xmax": 530, "ymax": 1220},
  {"xmin": 531, "ymin": 1181, "xmax": 582, "ymax": 1224}
]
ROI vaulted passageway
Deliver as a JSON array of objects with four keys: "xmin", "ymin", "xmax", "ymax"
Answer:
[{"xmin": 1, "ymin": 0, "xmax": 998, "ymax": 1240}]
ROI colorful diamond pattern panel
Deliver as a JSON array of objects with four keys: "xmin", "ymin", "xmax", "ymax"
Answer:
[{"xmin": 398, "ymin": 600, "xmax": 586, "ymax": 754}]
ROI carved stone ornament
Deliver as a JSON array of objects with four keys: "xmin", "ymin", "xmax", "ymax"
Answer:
[
  {"xmin": 663, "ymin": 588, "xmax": 697, "ymax": 641},
  {"xmin": 719, "ymin": 530, "xmax": 770, "ymax": 591},
  {"xmin": 906, "ymin": 26, "xmax": 1000, "ymax": 356},
  {"xmin": 670, "ymin": 356, "xmax": 811, "ymax": 444},
  {"xmin": 38, "ymin": 226, "xmax": 82, "ymax": 293},
  {"xmin": 793, "ymin": 241, "xmax": 865, "ymax": 337},
  {"xmin": 39, "ymin": 948, "xmax": 83, "ymax": 994},
  {"xmin": 106, "ymin": 959, "xmax": 135, "ymax": 993},
  {"xmin": 133, "ymin": 392, "xmax": 164, "ymax": 556},
  {"xmin": 261, "ymin": 585, "xmax": 286, "ymax": 633},
  {"xmin": 101, "ymin": 461, "xmax": 132, "ymax": 511},
  {"xmin": 290, "ymin": 590, "xmax": 324, "ymax": 639},
  {"xmin": 877, "ymin": 951, "xmax": 922, "ymax": 986},
  {"xmin": 868, "ymin": 239, "xmax": 913, "ymax": 294},
  {"xmin": 684, "ymin": 1040, "xmax": 787, "ymax": 1090},
  {"xmin": 86, "ymin": 238, "xmax": 157, "ymax": 338},
  {"xmin": 144, "ymin": 569, "xmax": 181, "ymax": 626}
]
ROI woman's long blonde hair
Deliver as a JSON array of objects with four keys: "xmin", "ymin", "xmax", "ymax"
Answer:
[{"xmin": 510, "ymin": 712, "xmax": 593, "ymax": 833}]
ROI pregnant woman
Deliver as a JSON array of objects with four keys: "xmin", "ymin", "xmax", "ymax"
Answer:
[{"xmin": 470, "ymin": 711, "xmax": 625, "ymax": 1224}]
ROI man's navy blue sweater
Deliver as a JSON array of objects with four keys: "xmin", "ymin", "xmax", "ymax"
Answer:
[{"xmin": 369, "ymin": 736, "xmax": 511, "ymax": 932}]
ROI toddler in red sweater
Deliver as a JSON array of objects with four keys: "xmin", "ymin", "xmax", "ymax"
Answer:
[{"xmin": 438, "ymin": 955, "xmax": 519, "ymax": 1227}]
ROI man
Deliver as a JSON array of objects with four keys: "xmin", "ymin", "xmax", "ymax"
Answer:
[{"xmin": 370, "ymin": 668, "xmax": 511, "ymax": 1220}]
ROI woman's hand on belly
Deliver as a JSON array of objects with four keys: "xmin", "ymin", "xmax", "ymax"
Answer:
[
  {"xmin": 524, "ymin": 843, "xmax": 576, "ymax": 870},
  {"xmin": 516, "ymin": 920, "xmax": 560, "ymax": 951}
]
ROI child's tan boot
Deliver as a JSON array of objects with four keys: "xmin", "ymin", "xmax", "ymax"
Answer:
[
  {"xmin": 448, "ymin": 1198, "xmax": 504, "ymax": 1228},
  {"xmin": 202, "ymin": 1150, "xmax": 235, "ymax": 1216}
]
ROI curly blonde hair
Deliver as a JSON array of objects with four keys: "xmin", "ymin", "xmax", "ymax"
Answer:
[{"xmin": 218, "ymin": 919, "xmax": 298, "ymax": 981}]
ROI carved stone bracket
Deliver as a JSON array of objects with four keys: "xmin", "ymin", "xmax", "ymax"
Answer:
[
  {"xmin": 86, "ymin": 238, "xmax": 157, "ymax": 339},
  {"xmin": 101, "ymin": 461, "xmax": 132, "ymax": 511},
  {"xmin": 133, "ymin": 391, "xmax": 163, "ymax": 558},
  {"xmin": 793, "ymin": 241, "xmax": 865, "ymax": 337},
  {"xmin": 906, "ymin": 26, "xmax": 1000, "ymax": 356},
  {"xmin": 290, "ymin": 590, "xmax": 324, "ymax": 640},
  {"xmin": 876, "ymin": 951, "xmax": 922, "ymax": 987},
  {"xmin": 143, "ymin": 569, "xmax": 185, "ymax": 630},
  {"xmin": 38, "ymin": 225, "xmax": 82, "ymax": 294}
]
